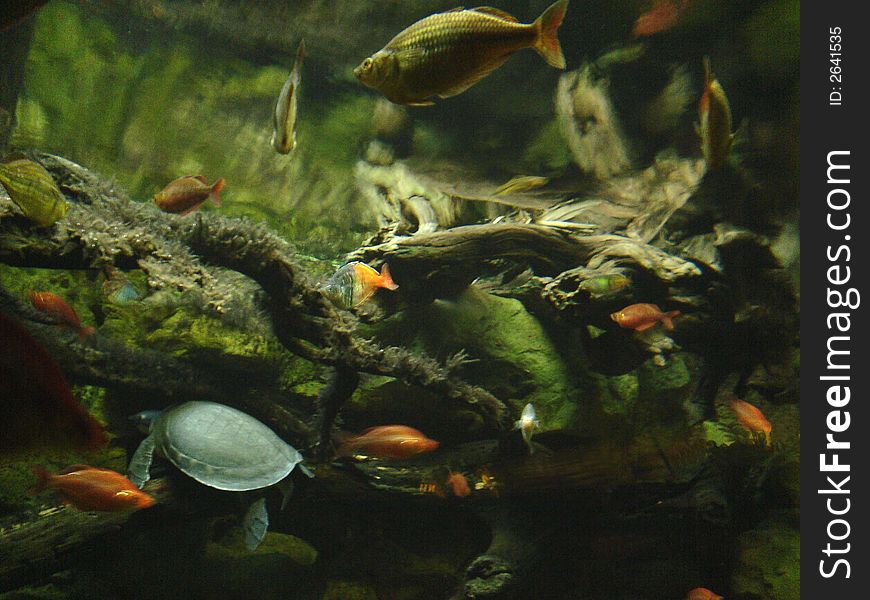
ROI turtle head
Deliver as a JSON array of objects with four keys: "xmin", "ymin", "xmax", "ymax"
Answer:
[{"xmin": 129, "ymin": 410, "xmax": 161, "ymax": 434}]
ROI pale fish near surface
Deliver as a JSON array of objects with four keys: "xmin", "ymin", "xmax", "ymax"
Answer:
[
  {"xmin": 272, "ymin": 39, "xmax": 305, "ymax": 154},
  {"xmin": 514, "ymin": 403, "xmax": 541, "ymax": 454}
]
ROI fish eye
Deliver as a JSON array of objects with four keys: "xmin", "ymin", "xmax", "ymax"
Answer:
[{"xmin": 363, "ymin": 58, "xmax": 373, "ymax": 71}]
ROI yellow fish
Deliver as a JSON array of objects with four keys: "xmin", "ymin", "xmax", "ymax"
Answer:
[
  {"xmin": 354, "ymin": 0, "xmax": 569, "ymax": 106},
  {"xmin": 697, "ymin": 56, "xmax": 734, "ymax": 171},
  {"xmin": 0, "ymin": 157, "xmax": 68, "ymax": 227},
  {"xmin": 271, "ymin": 39, "xmax": 305, "ymax": 155},
  {"xmin": 494, "ymin": 175, "xmax": 549, "ymax": 195}
]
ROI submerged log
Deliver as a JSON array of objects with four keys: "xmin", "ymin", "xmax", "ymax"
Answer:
[
  {"xmin": 0, "ymin": 479, "xmax": 172, "ymax": 592},
  {"xmin": 350, "ymin": 223, "xmax": 700, "ymax": 299},
  {"xmin": 0, "ymin": 154, "xmax": 510, "ymax": 434},
  {"xmin": 0, "ymin": 424, "xmax": 711, "ymax": 593}
]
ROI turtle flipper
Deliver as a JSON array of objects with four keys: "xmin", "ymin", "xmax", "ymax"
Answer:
[
  {"xmin": 243, "ymin": 497, "xmax": 269, "ymax": 551},
  {"xmin": 276, "ymin": 478, "xmax": 295, "ymax": 511},
  {"xmin": 128, "ymin": 435, "xmax": 156, "ymax": 489}
]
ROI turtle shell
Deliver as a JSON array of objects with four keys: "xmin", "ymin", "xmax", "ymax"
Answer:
[{"xmin": 153, "ymin": 401, "xmax": 303, "ymax": 491}]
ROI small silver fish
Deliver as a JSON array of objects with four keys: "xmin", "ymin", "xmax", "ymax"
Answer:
[
  {"xmin": 271, "ymin": 39, "xmax": 305, "ymax": 154},
  {"xmin": 513, "ymin": 403, "xmax": 540, "ymax": 454}
]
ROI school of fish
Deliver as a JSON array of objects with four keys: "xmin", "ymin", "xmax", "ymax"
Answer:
[{"xmin": 0, "ymin": 2, "xmax": 780, "ymax": 593}]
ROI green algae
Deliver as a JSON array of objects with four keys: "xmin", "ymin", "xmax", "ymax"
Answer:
[
  {"xmin": 732, "ymin": 518, "xmax": 800, "ymax": 599},
  {"xmin": 13, "ymin": 1, "xmax": 376, "ymax": 255},
  {"xmin": 599, "ymin": 372, "xmax": 639, "ymax": 416},
  {"xmin": 366, "ymin": 286, "xmax": 596, "ymax": 432},
  {"xmin": 521, "ymin": 118, "xmax": 572, "ymax": 173}
]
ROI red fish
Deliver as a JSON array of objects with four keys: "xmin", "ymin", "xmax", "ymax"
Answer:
[
  {"xmin": 727, "ymin": 398, "xmax": 772, "ymax": 446},
  {"xmin": 27, "ymin": 290, "xmax": 95, "ymax": 341},
  {"xmin": 0, "ymin": 312, "xmax": 106, "ymax": 453},
  {"xmin": 30, "ymin": 464, "xmax": 156, "ymax": 512},
  {"xmin": 686, "ymin": 587, "xmax": 723, "ymax": 600},
  {"xmin": 336, "ymin": 425, "xmax": 439, "ymax": 459},
  {"xmin": 446, "ymin": 471, "xmax": 471, "ymax": 498},
  {"xmin": 154, "ymin": 175, "xmax": 224, "ymax": 216},
  {"xmin": 610, "ymin": 303, "xmax": 680, "ymax": 332},
  {"xmin": 632, "ymin": 0, "xmax": 690, "ymax": 38}
]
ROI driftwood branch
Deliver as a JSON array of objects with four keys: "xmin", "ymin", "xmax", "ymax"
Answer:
[
  {"xmin": 0, "ymin": 479, "xmax": 173, "ymax": 592},
  {"xmin": 349, "ymin": 223, "xmax": 700, "ymax": 294},
  {"xmin": 0, "ymin": 154, "xmax": 510, "ymax": 433}
]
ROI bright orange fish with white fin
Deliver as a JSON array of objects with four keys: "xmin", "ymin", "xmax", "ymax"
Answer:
[
  {"xmin": 610, "ymin": 303, "xmax": 680, "ymax": 332},
  {"xmin": 323, "ymin": 261, "xmax": 398, "ymax": 308},
  {"xmin": 336, "ymin": 425, "xmax": 439, "ymax": 459},
  {"xmin": 28, "ymin": 290, "xmax": 95, "ymax": 341},
  {"xmin": 727, "ymin": 398, "xmax": 772, "ymax": 447},
  {"xmin": 686, "ymin": 587, "xmax": 723, "ymax": 600},
  {"xmin": 30, "ymin": 464, "xmax": 156, "ymax": 512},
  {"xmin": 354, "ymin": 0, "xmax": 568, "ymax": 106}
]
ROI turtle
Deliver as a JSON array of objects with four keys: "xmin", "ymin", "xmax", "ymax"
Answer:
[{"xmin": 127, "ymin": 401, "xmax": 312, "ymax": 550}]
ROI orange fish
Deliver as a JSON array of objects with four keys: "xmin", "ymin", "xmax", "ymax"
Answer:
[
  {"xmin": 446, "ymin": 471, "xmax": 471, "ymax": 498},
  {"xmin": 610, "ymin": 303, "xmax": 680, "ymax": 332},
  {"xmin": 336, "ymin": 425, "xmax": 439, "ymax": 459},
  {"xmin": 29, "ymin": 464, "xmax": 156, "ymax": 512},
  {"xmin": 727, "ymin": 398, "xmax": 772, "ymax": 447},
  {"xmin": 632, "ymin": 0, "xmax": 690, "ymax": 38},
  {"xmin": 323, "ymin": 261, "xmax": 398, "ymax": 308},
  {"xmin": 154, "ymin": 175, "xmax": 224, "ymax": 216},
  {"xmin": 686, "ymin": 587, "xmax": 723, "ymax": 600},
  {"xmin": 28, "ymin": 290, "xmax": 95, "ymax": 341},
  {"xmin": 0, "ymin": 312, "xmax": 106, "ymax": 453}
]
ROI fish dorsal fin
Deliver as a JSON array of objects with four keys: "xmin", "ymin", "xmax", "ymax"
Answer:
[
  {"xmin": 442, "ymin": 7, "xmax": 466, "ymax": 13},
  {"xmin": 192, "ymin": 175, "xmax": 209, "ymax": 185},
  {"xmin": 470, "ymin": 6, "xmax": 518, "ymax": 22},
  {"xmin": 58, "ymin": 464, "xmax": 93, "ymax": 474}
]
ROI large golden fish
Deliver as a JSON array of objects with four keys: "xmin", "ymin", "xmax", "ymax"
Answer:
[{"xmin": 354, "ymin": 0, "xmax": 569, "ymax": 106}]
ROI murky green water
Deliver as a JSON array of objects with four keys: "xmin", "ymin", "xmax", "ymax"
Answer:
[{"xmin": 1, "ymin": 1, "xmax": 799, "ymax": 598}]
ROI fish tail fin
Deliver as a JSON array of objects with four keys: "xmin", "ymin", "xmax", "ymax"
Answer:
[
  {"xmin": 28, "ymin": 466, "xmax": 51, "ymax": 496},
  {"xmin": 296, "ymin": 38, "xmax": 306, "ymax": 62},
  {"xmin": 534, "ymin": 0, "xmax": 568, "ymax": 69},
  {"xmin": 662, "ymin": 310, "xmax": 681, "ymax": 330},
  {"xmin": 379, "ymin": 263, "xmax": 399, "ymax": 291},
  {"xmin": 209, "ymin": 178, "xmax": 225, "ymax": 207},
  {"xmin": 79, "ymin": 325, "xmax": 95, "ymax": 341}
]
